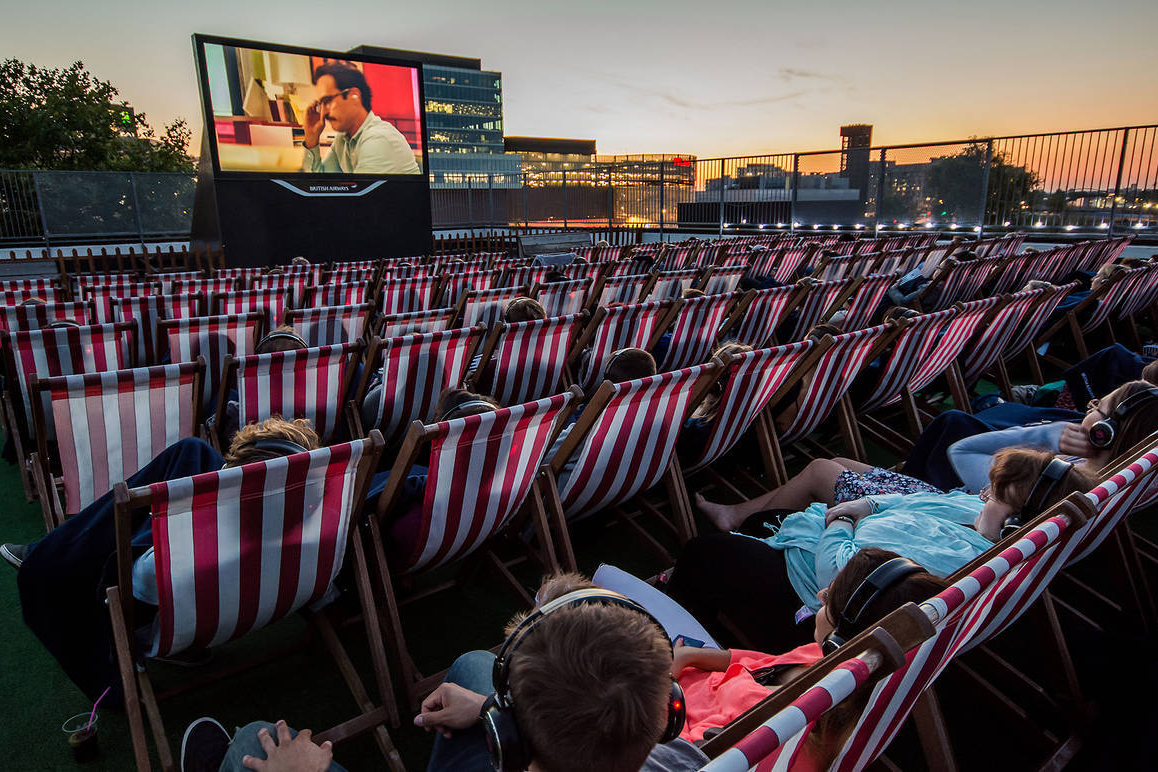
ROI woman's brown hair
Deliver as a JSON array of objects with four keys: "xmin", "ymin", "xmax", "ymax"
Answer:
[{"xmin": 988, "ymin": 447, "xmax": 1098, "ymax": 515}]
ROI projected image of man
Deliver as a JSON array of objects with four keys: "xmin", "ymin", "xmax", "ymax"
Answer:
[{"xmin": 301, "ymin": 63, "xmax": 420, "ymax": 174}]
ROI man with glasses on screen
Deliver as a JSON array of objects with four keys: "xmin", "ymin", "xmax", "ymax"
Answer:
[{"xmin": 301, "ymin": 62, "xmax": 421, "ymax": 175}]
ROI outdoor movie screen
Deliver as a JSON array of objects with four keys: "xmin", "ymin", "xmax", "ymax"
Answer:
[{"xmin": 195, "ymin": 36, "xmax": 425, "ymax": 176}]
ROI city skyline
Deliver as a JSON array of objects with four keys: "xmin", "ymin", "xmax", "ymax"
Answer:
[{"xmin": 3, "ymin": 0, "xmax": 1157, "ymax": 160}]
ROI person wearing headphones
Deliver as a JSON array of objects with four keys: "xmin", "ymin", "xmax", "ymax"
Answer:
[
  {"xmin": 209, "ymin": 326, "xmax": 310, "ymax": 445},
  {"xmin": 300, "ymin": 63, "xmax": 421, "ymax": 175},
  {"xmin": 8, "ymin": 418, "xmax": 320, "ymax": 703},
  {"xmin": 186, "ymin": 574, "xmax": 709, "ymax": 772}
]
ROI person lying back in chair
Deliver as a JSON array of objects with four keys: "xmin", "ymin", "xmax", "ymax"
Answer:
[
  {"xmin": 9, "ymin": 417, "xmax": 320, "ymax": 703},
  {"xmin": 182, "ymin": 572, "xmax": 709, "ymax": 771}
]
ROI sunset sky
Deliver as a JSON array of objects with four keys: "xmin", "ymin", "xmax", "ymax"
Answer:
[{"xmin": 4, "ymin": 0, "xmax": 1156, "ymax": 159}]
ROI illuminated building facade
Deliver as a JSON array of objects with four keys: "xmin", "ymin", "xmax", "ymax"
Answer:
[{"xmin": 350, "ymin": 45, "xmax": 522, "ymax": 187}]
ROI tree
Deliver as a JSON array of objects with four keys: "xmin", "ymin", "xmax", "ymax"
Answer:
[
  {"xmin": 921, "ymin": 142, "xmax": 1038, "ymax": 224},
  {"xmin": 0, "ymin": 59, "xmax": 194, "ymax": 172}
]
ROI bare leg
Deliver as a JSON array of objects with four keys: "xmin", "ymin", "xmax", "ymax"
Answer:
[{"xmin": 696, "ymin": 458, "xmax": 852, "ymax": 531}]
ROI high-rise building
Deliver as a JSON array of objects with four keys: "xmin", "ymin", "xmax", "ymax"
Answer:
[
  {"xmin": 350, "ymin": 45, "xmax": 522, "ymax": 187},
  {"xmin": 840, "ymin": 124, "xmax": 873, "ymax": 198}
]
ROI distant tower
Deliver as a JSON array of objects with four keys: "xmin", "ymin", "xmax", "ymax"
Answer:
[{"xmin": 840, "ymin": 124, "xmax": 873, "ymax": 197}]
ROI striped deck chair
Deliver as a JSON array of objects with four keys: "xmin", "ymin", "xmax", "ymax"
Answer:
[
  {"xmin": 591, "ymin": 273, "xmax": 654, "ymax": 308},
  {"xmin": 537, "ymin": 365, "xmax": 718, "ymax": 568},
  {"xmin": 1035, "ymin": 266, "xmax": 1140, "ymax": 364},
  {"xmin": 605, "ymin": 258, "xmax": 651, "ymax": 277},
  {"xmin": 327, "ymin": 265, "xmax": 379, "ymax": 285},
  {"xmin": 250, "ymin": 272, "xmax": 310, "ymax": 297},
  {"xmin": 454, "ymin": 285, "xmax": 528, "ymax": 328},
  {"xmin": 277, "ymin": 264, "xmax": 325, "ymax": 284},
  {"xmin": 658, "ymin": 293, "xmax": 739, "ymax": 370},
  {"xmin": 108, "ymin": 434, "xmax": 404, "ymax": 772},
  {"xmin": 763, "ymin": 245, "xmax": 817, "ymax": 284},
  {"xmin": 0, "ymin": 287, "xmax": 61, "ymax": 305},
  {"xmin": 366, "ymin": 391, "xmax": 578, "ymax": 708},
  {"xmin": 212, "ymin": 288, "xmax": 292, "ymax": 331},
  {"xmin": 648, "ymin": 269, "xmax": 703, "ymax": 301},
  {"xmin": 567, "ymin": 300, "xmax": 673, "ymax": 392},
  {"xmin": 85, "ymin": 282, "xmax": 161, "ymax": 323},
  {"xmin": 702, "ymin": 266, "xmax": 748, "ymax": 296},
  {"xmin": 440, "ymin": 269, "xmax": 501, "ymax": 306},
  {"xmin": 813, "ymin": 252, "xmax": 883, "ymax": 281},
  {"xmin": 533, "ymin": 278, "xmax": 593, "ymax": 317},
  {"xmin": 470, "ymin": 313, "xmax": 585, "ymax": 404},
  {"xmin": 151, "ymin": 270, "xmax": 202, "ymax": 293},
  {"xmin": 438, "ymin": 257, "xmax": 492, "ymax": 274},
  {"xmin": 0, "ymin": 301, "xmax": 91, "ymax": 333},
  {"xmin": 73, "ymin": 273, "xmax": 138, "ymax": 294},
  {"xmin": 161, "ymin": 313, "xmax": 261, "ymax": 412},
  {"xmin": 285, "ymin": 303, "xmax": 373, "ymax": 346},
  {"xmin": 332, "ymin": 258, "xmax": 382, "ymax": 273},
  {"xmin": 656, "ymin": 243, "xmax": 697, "ymax": 271},
  {"xmin": 214, "ymin": 266, "xmax": 264, "ymax": 282},
  {"xmin": 112, "ymin": 293, "xmax": 204, "ymax": 366},
  {"xmin": 501, "ymin": 265, "xmax": 553, "ymax": 289},
  {"xmin": 920, "ymin": 255, "xmax": 1005, "ymax": 309},
  {"xmin": 989, "ymin": 253, "xmax": 1035, "ymax": 295},
  {"xmin": 0, "ymin": 278, "xmax": 58, "ymax": 295},
  {"xmin": 221, "ymin": 343, "xmax": 362, "ymax": 445},
  {"xmin": 680, "ymin": 341, "xmax": 820, "ymax": 476},
  {"xmin": 767, "ymin": 323, "xmax": 900, "ymax": 478},
  {"xmin": 785, "ymin": 278, "xmax": 859, "ymax": 341},
  {"xmin": 956, "ymin": 288, "xmax": 1044, "ymax": 391},
  {"xmin": 351, "ymin": 326, "xmax": 485, "ymax": 446},
  {"xmin": 376, "ymin": 307, "xmax": 456, "ymax": 339},
  {"xmin": 379, "ymin": 275, "xmax": 441, "ymax": 316},
  {"xmin": 172, "ymin": 276, "xmax": 238, "ymax": 296},
  {"xmin": 29, "ymin": 361, "xmax": 205, "ymax": 530},
  {"xmin": 718, "ymin": 286, "xmax": 806, "ymax": 349},
  {"xmin": 990, "ymin": 282, "xmax": 1077, "ymax": 390},
  {"xmin": 304, "ymin": 281, "xmax": 377, "ymax": 307},
  {"xmin": 1, "ymin": 322, "xmax": 135, "ymax": 499},
  {"xmin": 837, "ymin": 273, "xmax": 898, "ymax": 332}
]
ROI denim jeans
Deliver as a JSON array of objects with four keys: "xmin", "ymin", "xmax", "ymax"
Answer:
[{"xmin": 219, "ymin": 722, "xmax": 348, "ymax": 772}]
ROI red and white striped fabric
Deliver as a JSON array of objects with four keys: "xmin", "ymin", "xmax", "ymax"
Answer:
[
  {"xmin": 555, "ymin": 366, "xmax": 709, "ymax": 520},
  {"xmin": 490, "ymin": 257, "xmax": 534, "ymax": 274},
  {"xmin": 458, "ymin": 286, "xmax": 526, "ymax": 328},
  {"xmin": 379, "ymin": 275, "xmax": 440, "ymax": 316},
  {"xmin": 286, "ymin": 303, "xmax": 372, "ymax": 346},
  {"xmin": 904, "ymin": 297, "xmax": 1000, "ymax": 396},
  {"xmin": 145, "ymin": 438, "xmax": 371, "ymax": 657},
  {"xmin": 112, "ymin": 293, "xmax": 203, "ymax": 366},
  {"xmin": 277, "ymin": 264, "xmax": 325, "ymax": 284},
  {"xmin": 84, "ymin": 282, "xmax": 161, "ymax": 323},
  {"xmin": 1111, "ymin": 264, "xmax": 1158, "ymax": 322},
  {"xmin": 440, "ymin": 269, "xmax": 502, "ymax": 306},
  {"xmin": 0, "ymin": 278, "xmax": 57, "ymax": 295},
  {"xmin": 700, "ymin": 652, "xmax": 880, "ymax": 772},
  {"xmin": 305, "ymin": 281, "xmax": 375, "ymax": 307},
  {"xmin": 604, "ymin": 259, "xmax": 650, "ymax": 278},
  {"xmin": 838, "ymin": 274, "xmax": 898, "ymax": 332},
  {"xmin": 578, "ymin": 301, "xmax": 670, "ymax": 391},
  {"xmin": 5, "ymin": 322, "xmax": 135, "ymax": 439},
  {"xmin": 648, "ymin": 269, "xmax": 701, "ymax": 301},
  {"xmin": 326, "ymin": 266, "xmax": 379, "ymax": 285},
  {"xmin": 988, "ymin": 254, "xmax": 1034, "ymax": 295},
  {"xmin": 250, "ymin": 273, "xmax": 310, "ymax": 297},
  {"xmin": 162, "ymin": 313, "xmax": 261, "ymax": 407},
  {"xmin": 438, "ymin": 257, "xmax": 492, "ymax": 275},
  {"xmin": 787, "ymin": 278, "xmax": 855, "ymax": 341},
  {"xmin": 233, "ymin": 344, "xmax": 358, "ymax": 443},
  {"xmin": 594, "ymin": 274, "xmax": 651, "ymax": 306},
  {"xmin": 478, "ymin": 314, "xmax": 584, "ymax": 405},
  {"xmin": 331, "ymin": 258, "xmax": 381, "ymax": 273},
  {"xmin": 999, "ymin": 283, "xmax": 1077, "ymax": 361},
  {"xmin": 368, "ymin": 326, "xmax": 484, "ymax": 445},
  {"xmin": 212, "ymin": 289, "xmax": 293, "ymax": 330},
  {"xmin": 776, "ymin": 324, "xmax": 892, "ymax": 446},
  {"xmin": 173, "ymin": 277, "xmax": 239, "ymax": 296},
  {"xmin": 683, "ymin": 341, "xmax": 816, "ymax": 473},
  {"xmin": 0, "ymin": 287, "xmax": 61, "ymax": 305},
  {"xmin": 957, "ymin": 289, "xmax": 1042, "ymax": 388},
  {"xmin": 45, "ymin": 362, "xmax": 202, "ymax": 514},
  {"xmin": 535, "ymin": 278, "xmax": 593, "ymax": 317},
  {"xmin": 152, "ymin": 271, "xmax": 203, "ymax": 293},
  {"xmin": 655, "ymin": 243, "xmax": 698, "ymax": 271},
  {"xmin": 702, "ymin": 267, "xmax": 748, "ymax": 296},
  {"xmin": 659, "ymin": 293, "xmax": 737, "ymax": 370},
  {"xmin": 729, "ymin": 287, "xmax": 802, "ymax": 348},
  {"xmin": 377, "ymin": 307, "xmax": 455, "ymax": 339},
  {"xmin": 501, "ymin": 265, "xmax": 552, "ymax": 289},
  {"xmin": 214, "ymin": 266, "xmax": 264, "ymax": 282},
  {"xmin": 1068, "ymin": 266, "xmax": 1147, "ymax": 335},
  {"xmin": 755, "ymin": 246, "xmax": 812, "ymax": 284},
  {"xmin": 0, "ymin": 301, "xmax": 90, "ymax": 333},
  {"xmin": 397, "ymin": 392, "xmax": 575, "ymax": 574},
  {"xmin": 73, "ymin": 273, "xmax": 137, "ymax": 293},
  {"xmin": 856, "ymin": 309, "xmax": 957, "ymax": 413},
  {"xmin": 925, "ymin": 256, "xmax": 1003, "ymax": 309},
  {"xmin": 814, "ymin": 253, "xmax": 878, "ymax": 281}
]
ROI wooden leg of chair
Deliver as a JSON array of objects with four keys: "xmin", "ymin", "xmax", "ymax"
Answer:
[
  {"xmin": 757, "ymin": 412, "xmax": 787, "ymax": 488},
  {"xmin": 136, "ymin": 668, "xmax": 174, "ymax": 772},
  {"xmin": 349, "ymin": 533, "xmax": 401, "ymax": 727},
  {"xmin": 29, "ymin": 452, "xmax": 57, "ymax": 532},
  {"xmin": 1070, "ymin": 315, "xmax": 1089, "ymax": 361},
  {"xmin": 837, "ymin": 395, "xmax": 865, "ymax": 462},
  {"xmin": 482, "ymin": 549, "xmax": 535, "ymax": 607},
  {"xmin": 536, "ymin": 472, "xmax": 578, "ymax": 573},
  {"xmin": 994, "ymin": 358, "xmax": 1014, "ymax": 401},
  {"xmin": 1115, "ymin": 527, "xmax": 1157, "ymax": 635},
  {"xmin": 106, "ymin": 587, "xmax": 152, "ymax": 772},
  {"xmin": 525, "ymin": 487, "xmax": 561, "ymax": 574},
  {"xmin": 947, "ymin": 362, "xmax": 972, "ymax": 413},
  {"xmin": 901, "ymin": 387, "xmax": 924, "ymax": 438},
  {"xmin": 664, "ymin": 456, "xmax": 696, "ymax": 544},
  {"xmin": 1026, "ymin": 343, "xmax": 1045, "ymax": 386},
  {"xmin": 1037, "ymin": 591, "xmax": 1085, "ymax": 716},
  {"xmin": 912, "ymin": 688, "xmax": 958, "ymax": 772},
  {"xmin": 364, "ymin": 519, "xmax": 418, "ymax": 700}
]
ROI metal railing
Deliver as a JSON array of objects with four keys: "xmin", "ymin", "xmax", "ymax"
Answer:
[{"xmin": 3, "ymin": 124, "xmax": 1155, "ymax": 246}]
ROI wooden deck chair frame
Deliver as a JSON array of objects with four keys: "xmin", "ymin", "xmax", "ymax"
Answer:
[
  {"xmin": 466, "ymin": 311, "xmax": 588, "ymax": 404},
  {"xmin": 534, "ymin": 365, "xmax": 720, "ymax": 572},
  {"xmin": 28, "ymin": 359, "xmax": 206, "ymax": 532},
  {"xmin": 283, "ymin": 303, "xmax": 375, "ymax": 346},
  {"xmin": 363, "ymin": 391, "xmax": 581, "ymax": 709},
  {"xmin": 585, "ymin": 272, "xmax": 658, "ymax": 311},
  {"xmin": 106, "ymin": 433, "xmax": 403, "ymax": 772},
  {"xmin": 1033, "ymin": 268, "xmax": 1131, "ymax": 366},
  {"xmin": 715, "ymin": 284, "xmax": 808, "ymax": 349},
  {"xmin": 373, "ymin": 307, "xmax": 457, "ymax": 339},
  {"xmin": 449, "ymin": 283, "xmax": 530, "ymax": 328},
  {"xmin": 563, "ymin": 300, "xmax": 675, "ymax": 391}
]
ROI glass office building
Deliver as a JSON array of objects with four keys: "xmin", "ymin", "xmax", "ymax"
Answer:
[{"xmin": 350, "ymin": 46, "xmax": 522, "ymax": 187}]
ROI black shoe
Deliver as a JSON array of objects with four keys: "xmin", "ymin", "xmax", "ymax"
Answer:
[
  {"xmin": 180, "ymin": 717, "xmax": 231, "ymax": 772},
  {"xmin": 1, "ymin": 543, "xmax": 28, "ymax": 569}
]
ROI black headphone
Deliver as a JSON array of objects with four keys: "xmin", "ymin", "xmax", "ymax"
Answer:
[
  {"xmin": 1088, "ymin": 387, "xmax": 1158, "ymax": 449},
  {"xmin": 256, "ymin": 330, "xmax": 307, "ymax": 352},
  {"xmin": 481, "ymin": 589, "xmax": 686, "ymax": 771},
  {"xmin": 1000, "ymin": 457, "xmax": 1073, "ymax": 539},
  {"xmin": 239, "ymin": 437, "xmax": 310, "ymax": 458},
  {"xmin": 822, "ymin": 557, "xmax": 923, "ymax": 655},
  {"xmin": 439, "ymin": 399, "xmax": 496, "ymax": 422}
]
